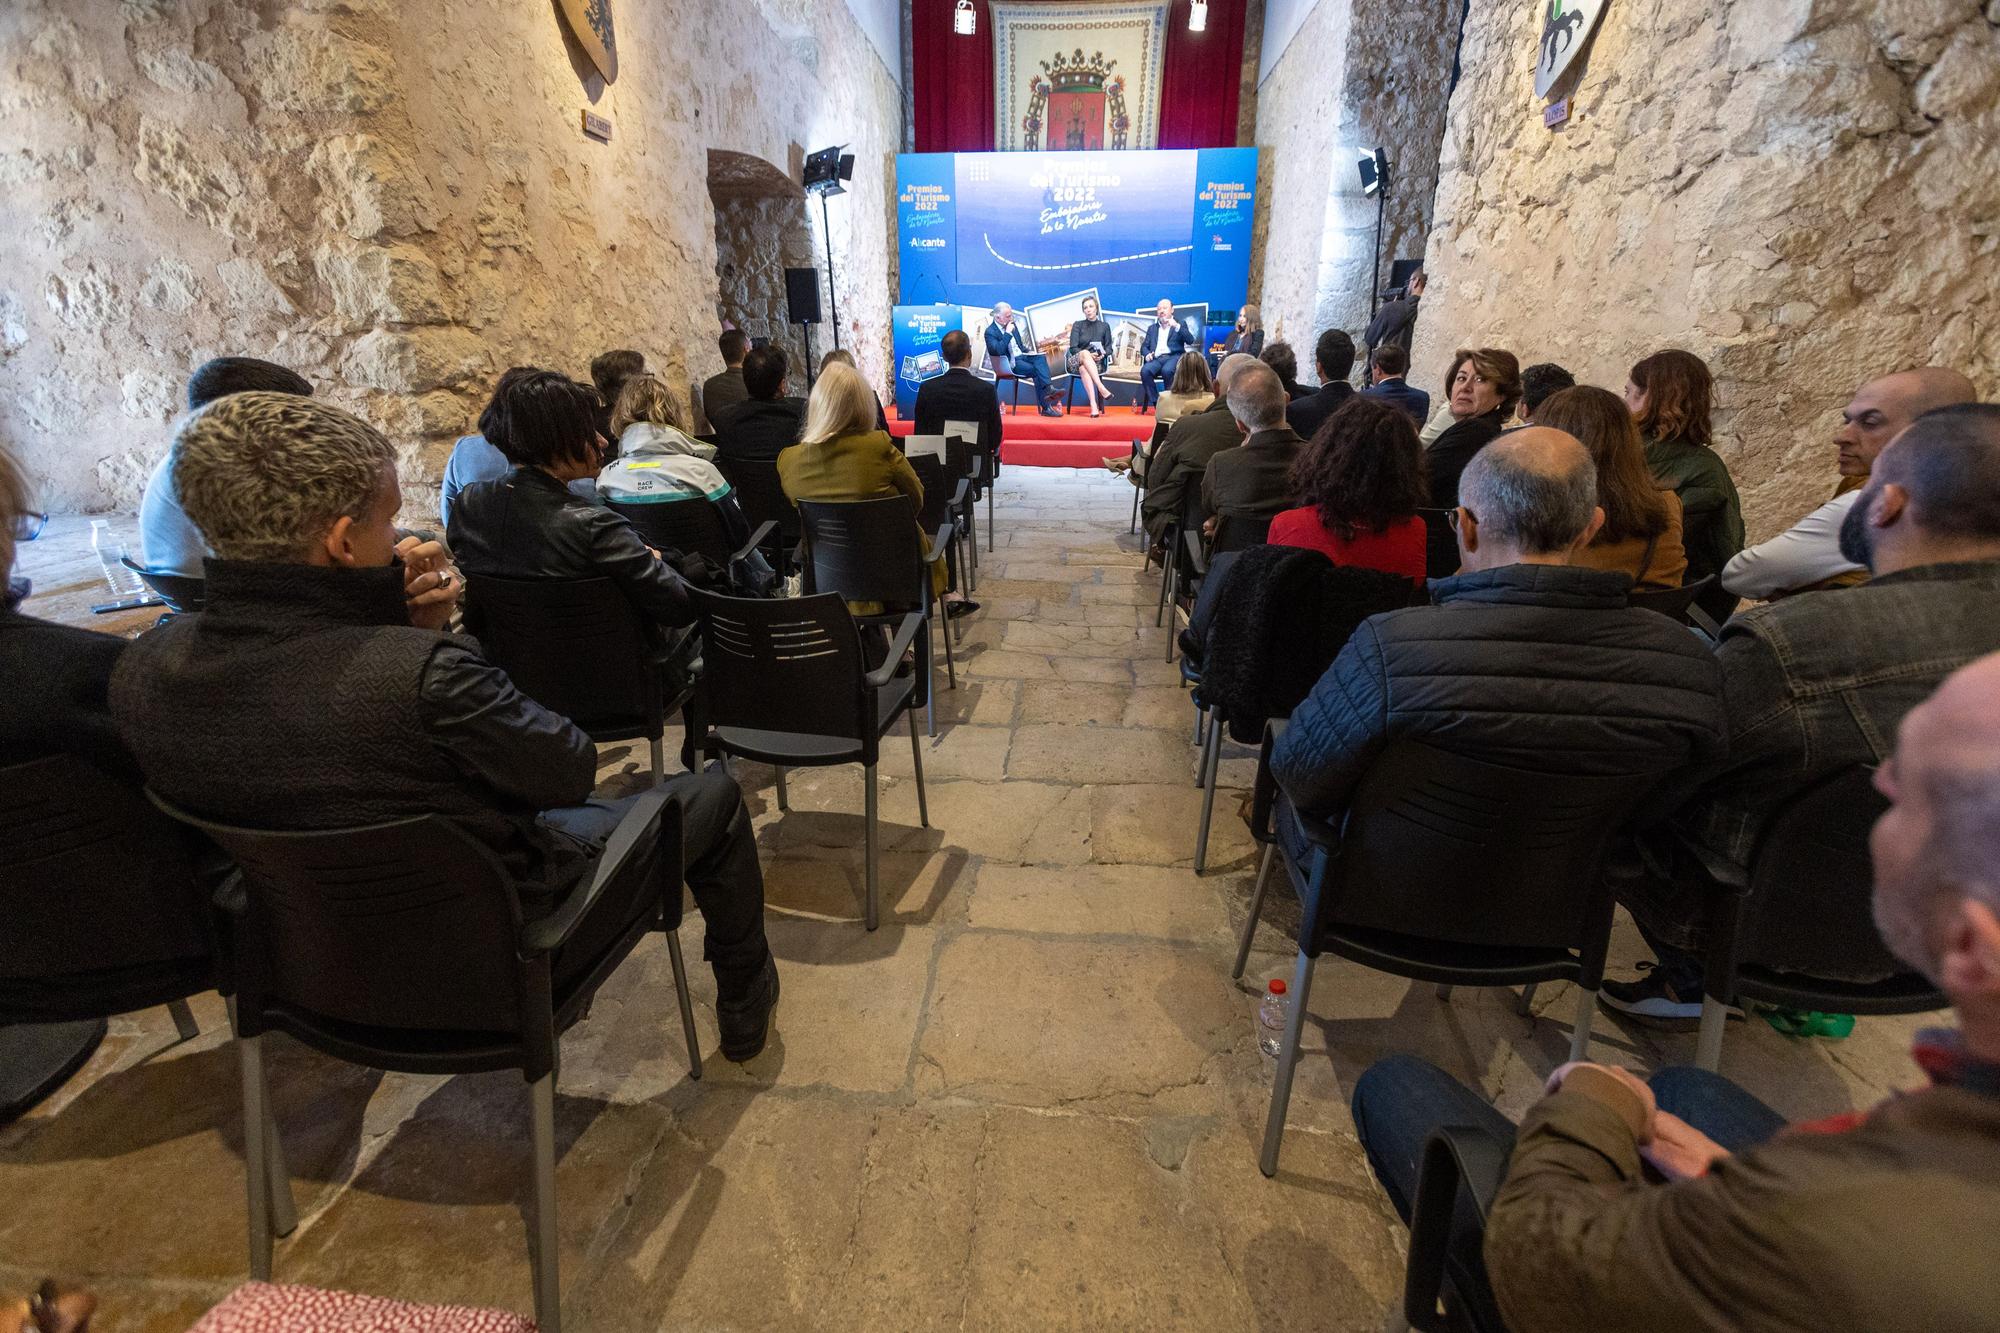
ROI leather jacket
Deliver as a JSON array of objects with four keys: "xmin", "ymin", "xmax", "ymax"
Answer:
[{"xmin": 448, "ymin": 466, "xmax": 694, "ymax": 627}]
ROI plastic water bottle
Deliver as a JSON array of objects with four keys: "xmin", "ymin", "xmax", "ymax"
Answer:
[
  {"xmin": 91, "ymin": 519, "xmax": 146, "ymax": 600},
  {"xmin": 1258, "ymin": 978, "xmax": 1289, "ymax": 1056}
]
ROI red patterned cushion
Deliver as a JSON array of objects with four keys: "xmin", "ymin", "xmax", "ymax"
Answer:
[{"xmin": 187, "ymin": 1283, "xmax": 538, "ymax": 1332}]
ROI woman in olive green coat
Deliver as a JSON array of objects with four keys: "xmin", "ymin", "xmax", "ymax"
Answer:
[{"xmin": 1627, "ymin": 349, "xmax": 1744, "ymax": 613}]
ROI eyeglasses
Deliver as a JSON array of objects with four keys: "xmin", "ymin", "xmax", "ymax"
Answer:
[
  {"xmin": 10, "ymin": 511, "xmax": 47, "ymax": 542},
  {"xmin": 1445, "ymin": 506, "xmax": 1475, "ymax": 532}
]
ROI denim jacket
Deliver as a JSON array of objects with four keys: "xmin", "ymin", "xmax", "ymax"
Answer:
[{"xmin": 1657, "ymin": 559, "xmax": 2000, "ymax": 882}]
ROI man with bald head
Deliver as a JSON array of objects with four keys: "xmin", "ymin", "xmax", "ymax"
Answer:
[
  {"xmin": 1271, "ymin": 428, "xmax": 1725, "ymax": 816},
  {"xmin": 1353, "ymin": 649, "xmax": 2000, "ymax": 1332},
  {"xmin": 1722, "ymin": 366, "xmax": 1976, "ymax": 599},
  {"xmin": 1607, "ymin": 402, "xmax": 2000, "ymax": 1022},
  {"xmin": 1142, "ymin": 352, "xmax": 1262, "ymax": 542}
]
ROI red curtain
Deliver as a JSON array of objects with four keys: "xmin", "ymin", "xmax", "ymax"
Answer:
[{"xmin": 910, "ymin": 0, "xmax": 1244, "ymax": 153}]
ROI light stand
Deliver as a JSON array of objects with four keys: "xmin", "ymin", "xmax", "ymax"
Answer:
[
  {"xmin": 1359, "ymin": 147, "xmax": 1390, "ymax": 317},
  {"xmin": 817, "ymin": 189, "xmax": 841, "ymax": 351},
  {"xmin": 804, "ymin": 145, "xmax": 854, "ymax": 352}
]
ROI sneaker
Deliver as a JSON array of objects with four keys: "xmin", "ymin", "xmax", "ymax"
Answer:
[
  {"xmin": 717, "ymin": 954, "xmax": 779, "ymax": 1062},
  {"xmin": 1598, "ymin": 963, "xmax": 1740, "ymax": 1029}
]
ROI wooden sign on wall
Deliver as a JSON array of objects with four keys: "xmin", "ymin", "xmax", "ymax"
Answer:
[{"xmin": 558, "ymin": 0, "xmax": 618, "ymax": 83}]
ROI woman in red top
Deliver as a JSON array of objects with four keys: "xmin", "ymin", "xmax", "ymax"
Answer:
[{"xmin": 1268, "ymin": 396, "xmax": 1429, "ymax": 581}]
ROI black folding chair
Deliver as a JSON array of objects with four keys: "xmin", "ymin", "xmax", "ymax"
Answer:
[
  {"xmin": 606, "ymin": 497, "xmax": 775, "ymax": 585},
  {"xmin": 1245, "ymin": 740, "xmax": 1664, "ymax": 1176},
  {"xmin": 150, "ymin": 789, "xmax": 697, "ymax": 1332},
  {"xmin": 1627, "ymin": 573, "xmax": 1714, "ymax": 626},
  {"xmin": 1398, "ymin": 1127, "xmax": 1513, "ymax": 1332},
  {"xmin": 908, "ymin": 452, "xmax": 970, "ymax": 644},
  {"xmin": 685, "ymin": 590, "xmax": 930, "ymax": 931},
  {"xmin": 463, "ymin": 575, "xmax": 695, "ymax": 784},
  {"xmin": 797, "ymin": 495, "xmax": 957, "ymax": 737},
  {"xmin": 1695, "ymin": 765, "xmax": 1945, "ymax": 1070},
  {"xmin": 717, "ymin": 457, "xmax": 801, "ymax": 580},
  {"xmin": 120, "ymin": 556, "xmax": 205, "ymax": 614},
  {"xmin": 1417, "ymin": 508, "xmax": 1459, "ymax": 581},
  {"xmin": 940, "ymin": 431, "xmax": 986, "ymax": 589}
]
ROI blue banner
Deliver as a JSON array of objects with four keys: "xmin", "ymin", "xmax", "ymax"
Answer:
[{"xmin": 890, "ymin": 303, "xmax": 967, "ymax": 416}]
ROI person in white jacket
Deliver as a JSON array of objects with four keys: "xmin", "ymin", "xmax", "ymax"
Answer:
[{"xmin": 1723, "ymin": 367, "xmax": 1976, "ymax": 600}]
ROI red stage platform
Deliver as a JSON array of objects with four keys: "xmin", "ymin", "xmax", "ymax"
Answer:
[{"xmin": 887, "ymin": 405, "xmax": 1155, "ymax": 469}]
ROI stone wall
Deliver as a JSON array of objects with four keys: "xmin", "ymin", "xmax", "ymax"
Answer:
[
  {"xmin": 712, "ymin": 185, "xmax": 816, "ymax": 391},
  {"xmin": 0, "ymin": 0, "xmax": 901, "ymax": 515},
  {"xmin": 1247, "ymin": 0, "xmax": 1458, "ymax": 364},
  {"xmin": 1414, "ymin": 0, "xmax": 2000, "ymax": 539}
]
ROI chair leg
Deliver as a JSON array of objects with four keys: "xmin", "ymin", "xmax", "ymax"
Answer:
[
  {"xmin": 648, "ymin": 735, "xmax": 665, "ymax": 787},
  {"xmin": 909, "ymin": 707, "xmax": 930, "ymax": 829},
  {"xmin": 1516, "ymin": 983, "xmax": 1539, "ymax": 1017},
  {"xmin": 925, "ymin": 618, "xmax": 937, "ymax": 739},
  {"xmin": 863, "ymin": 763, "xmax": 880, "ymax": 931},
  {"xmin": 529, "ymin": 1072, "xmax": 561, "ymax": 1333},
  {"xmin": 1569, "ymin": 985, "xmax": 1599, "ymax": 1062},
  {"xmin": 167, "ymin": 996, "xmax": 200, "ymax": 1043},
  {"xmin": 1154, "ymin": 539, "xmax": 1175, "ymax": 627},
  {"xmin": 1130, "ymin": 484, "xmax": 1140, "ymax": 534},
  {"xmin": 238, "ymin": 1034, "xmax": 274, "ymax": 1280},
  {"xmin": 1194, "ymin": 702, "xmax": 1206, "ymax": 747},
  {"xmin": 1435, "ymin": 985, "xmax": 1454, "ymax": 1001},
  {"xmin": 1231, "ymin": 843, "xmax": 1277, "ymax": 980},
  {"xmin": 940, "ymin": 603, "xmax": 958, "ymax": 688},
  {"xmin": 1194, "ymin": 718, "xmax": 1222, "ymax": 873},
  {"xmin": 666, "ymin": 930, "xmax": 703, "ymax": 1080},
  {"xmin": 1694, "ymin": 996, "xmax": 1728, "ymax": 1072},
  {"xmin": 1258, "ymin": 949, "xmax": 1318, "ymax": 1178},
  {"xmin": 986, "ymin": 488, "xmax": 995, "ymax": 553}
]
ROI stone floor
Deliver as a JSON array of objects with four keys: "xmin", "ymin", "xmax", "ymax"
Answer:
[{"xmin": 5, "ymin": 468, "xmax": 1940, "ymax": 1330}]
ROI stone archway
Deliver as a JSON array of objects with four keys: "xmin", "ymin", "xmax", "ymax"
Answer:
[{"xmin": 706, "ymin": 150, "xmax": 816, "ymax": 389}]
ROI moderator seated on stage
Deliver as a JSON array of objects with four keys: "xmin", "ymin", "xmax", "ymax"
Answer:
[
  {"xmin": 983, "ymin": 304, "xmax": 1062, "ymax": 418},
  {"xmin": 914, "ymin": 330, "xmax": 1006, "ymax": 464}
]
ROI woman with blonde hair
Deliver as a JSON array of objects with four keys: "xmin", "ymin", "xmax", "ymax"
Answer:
[
  {"xmin": 1066, "ymin": 294, "xmax": 1115, "ymax": 417},
  {"xmin": 1534, "ymin": 384, "xmax": 1687, "ymax": 591},
  {"xmin": 597, "ymin": 374, "xmax": 769, "ymax": 578},
  {"xmin": 1155, "ymin": 352, "xmax": 1215, "ymax": 425},
  {"xmin": 779, "ymin": 361, "xmax": 961, "ymax": 612}
]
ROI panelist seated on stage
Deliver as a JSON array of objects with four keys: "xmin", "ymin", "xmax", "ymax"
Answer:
[
  {"xmin": 983, "ymin": 304, "xmax": 1061, "ymax": 418},
  {"xmin": 1137, "ymin": 298, "xmax": 1196, "ymax": 413},
  {"xmin": 916, "ymin": 330, "xmax": 1005, "ymax": 461}
]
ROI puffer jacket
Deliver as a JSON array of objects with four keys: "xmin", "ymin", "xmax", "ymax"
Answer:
[{"xmin": 1270, "ymin": 563, "xmax": 1726, "ymax": 817}]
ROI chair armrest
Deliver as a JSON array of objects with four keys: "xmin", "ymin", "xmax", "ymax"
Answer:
[
  {"xmin": 864, "ymin": 611, "xmax": 927, "ymax": 688},
  {"xmin": 1183, "ymin": 526, "xmax": 1209, "ymax": 579},
  {"xmin": 520, "ymin": 790, "xmax": 674, "ymax": 954},
  {"xmin": 1687, "ymin": 604, "xmax": 1724, "ymax": 640},
  {"xmin": 1403, "ymin": 1125, "xmax": 1512, "ymax": 1332},
  {"xmin": 733, "ymin": 520, "xmax": 778, "ymax": 564},
  {"xmin": 950, "ymin": 478, "xmax": 972, "ymax": 510},
  {"xmin": 929, "ymin": 521, "xmax": 956, "ymax": 556},
  {"xmin": 211, "ymin": 868, "xmax": 248, "ymax": 919}
]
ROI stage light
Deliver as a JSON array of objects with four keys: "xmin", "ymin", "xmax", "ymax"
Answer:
[
  {"xmin": 953, "ymin": 0, "xmax": 977, "ymax": 36},
  {"xmin": 1357, "ymin": 146, "xmax": 1387, "ymax": 198},
  {"xmin": 1188, "ymin": 0, "xmax": 1208, "ymax": 32}
]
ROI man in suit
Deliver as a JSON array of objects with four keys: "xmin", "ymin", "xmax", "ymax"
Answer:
[
  {"xmin": 915, "ymin": 330, "xmax": 1005, "ymax": 462},
  {"xmin": 982, "ymin": 304, "xmax": 1060, "ymax": 418},
  {"xmin": 1142, "ymin": 353, "xmax": 1260, "ymax": 542},
  {"xmin": 1137, "ymin": 298, "xmax": 1194, "ymax": 412},
  {"xmin": 1203, "ymin": 362, "xmax": 1307, "ymax": 532},
  {"xmin": 1360, "ymin": 344, "xmax": 1430, "ymax": 424},
  {"xmin": 1287, "ymin": 329, "xmax": 1359, "ymax": 443},
  {"xmin": 698, "ymin": 329, "xmax": 750, "ymax": 432},
  {"xmin": 713, "ymin": 346, "xmax": 806, "ymax": 464}
]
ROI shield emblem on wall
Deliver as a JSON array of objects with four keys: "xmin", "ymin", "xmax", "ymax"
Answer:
[
  {"xmin": 1047, "ymin": 88, "xmax": 1107, "ymax": 150},
  {"xmin": 557, "ymin": 0, "xmax": 618, "ymax": 83},
  {"xmin": 1533, "ymin": 0, "xmax": 1606, "ymax": 99}
]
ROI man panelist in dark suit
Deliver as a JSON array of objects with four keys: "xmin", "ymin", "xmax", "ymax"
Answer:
[
  {"xmin": 1137, "ymin": 298, "xmax": 1194, "ymax": 413},
  {"xmin": 982, "ymin": 304, "xmax": 1061, "ymax": 418},
  {"xmin": 915, "ymin": 330, "xmax": 1005, "ymax": 462}
]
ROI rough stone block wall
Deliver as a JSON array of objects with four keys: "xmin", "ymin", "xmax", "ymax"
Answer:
[
  {"xmin": 0, "ymin": 0, "xmax": 901, "ymax": 516},
  {"xmin": 1414, "ymin": 0, "xmax": 2000, "ymax": 539},
  {"xmin": 713, "ymin": 192, "xmax": 816, "ymax": 388}
]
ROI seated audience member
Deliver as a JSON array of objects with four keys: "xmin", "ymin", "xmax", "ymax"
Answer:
[
  {"xmin": 1286, "ymin": 328, "xmax": 1358, "ymax": 442},
  {"xmin": 1425, "ymin": 348, "xmax": 1522, "ymax": 509},
  {"xmin": 781, "ymin": 360, "xmax": 957, "ymax": 613},
  {"xmin": 448, "ymin": 370, "xmax": 691, "ymax": 626},
  {"xmin": 1155, "ymin": 352, "xmax": 1215, "ymax": 425},
  {"xmin": 1358, "ymin": 344, "xmax": 1428, "ymax": 424},
  {"xmin": 0, "ymin": 444, "xmax": 137, "ymax": 781},
  {"xmin": 588, "ymin": 348, "xmax": 646, "ymax": 447},
  {"xmin": 443, "ymin": 367, "xmax": 595, "ymax": 528},
  {"xmin": 1271, "ymin": 428, "xmax": 1725, "ymax": 817},
  {"xmin": 1142, "ymin": 353, "xmax": 1261, "ymax": 541},
  {"xmin": 1354, "ymin": 647, "xmax": 2000, "ymax": 1333},
  {"xmin": 598, "ymin": 374, "xmax": 756, "ymax": 538},
  {"xmin": 1260, "ymin": 340, "xmax": 1305, "ymax": 401},
  {"xmin": 1630, "ymin": 348, "xmax": 1744, "ymax": 595},
  {"xmin": 1516, "ymin": 361, "xmax": 1577, "ymax": 423},
  {"xmin": 1202, "ymin": 362, "xmax": 1306, "ymax": 532},
  {"xmin": 699, "ymin": 330, "xmax": 750, "ymax": 431},
  {"xmin": 822, "ymin": 348, "xmax": 892, "ymax": 432},
  {"xmin": 1604, "ymin": 403, "xmax": 2000, "ymax": 1020},
  {"xmin": 1723, "ymin": 366, "xmax": 1977, "ymax": 601},
  {"xmin": 711, "ymin": 345, "xmax": 806, "ymax": 464},
  {"xmin": 140, "ymin": 357, "xmax": 311, "ymax": 577},
  {"xmin": 1268, "ymin": 397, "xmax": 1429, "ymax": 582},
  {"xmin": 109, "ymin": 393, "xmax": 779, "ymax": 1059},
  {"xmin": 1536, "ymin": 385, "xmax": 1687, "ymax": 591},
  {"xmin": 913, "ymin": 330, "xmax": 1003, "ymax": 463}
]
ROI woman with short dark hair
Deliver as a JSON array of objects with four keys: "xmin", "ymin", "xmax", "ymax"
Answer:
[
  {"xmin": 1424, "ymin": 347, "xmax": 1522, "ymax": 509},
  {"xmin": 1627, "ymin": 348, "xmax": 1744, "ymax": 592},
  {"xmin": 1268, "ymin": 397, "xmax": 1430, "ymax": 581}
]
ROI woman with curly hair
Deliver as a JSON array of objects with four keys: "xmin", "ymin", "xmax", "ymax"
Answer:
[
  {"xmin": 1268, "ymin": 396, "xmax": 1429, "ymax": 581},
  {"xmin": 1626, "ymin": 348, "xmax": 1744, "ymax": 594}
]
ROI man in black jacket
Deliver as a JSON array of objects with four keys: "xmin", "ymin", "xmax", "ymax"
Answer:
[
  {"xmin": 711, "ymin": 346, "xmax": 804, "ymax": 465},
  {"xmin": 1203, "ymin": 362, "xmax": 1305, "ymax": 530},
  {"xmin": 1272, "ymin": 428, "xmax": 1726, "ymax": 815},
  {"xmin": 1142, "ymin": 352, "xmax": 1260, "ymax": 541},
  {"xmin": 1286, "ymin": 328, "xmax": 1358, "ymax": 443},
  {"xmin": 914, "ymin": 330, "xmax": 1004, "ymax": 460},
  {"xmin": 109, "ymin": 393, "xmax": 780, "ymax": 1061}
]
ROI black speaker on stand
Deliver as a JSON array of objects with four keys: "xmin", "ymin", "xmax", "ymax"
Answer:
[{"xmin": 785, "ymin": 266, "xmax": 822, "ymax": 389}]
